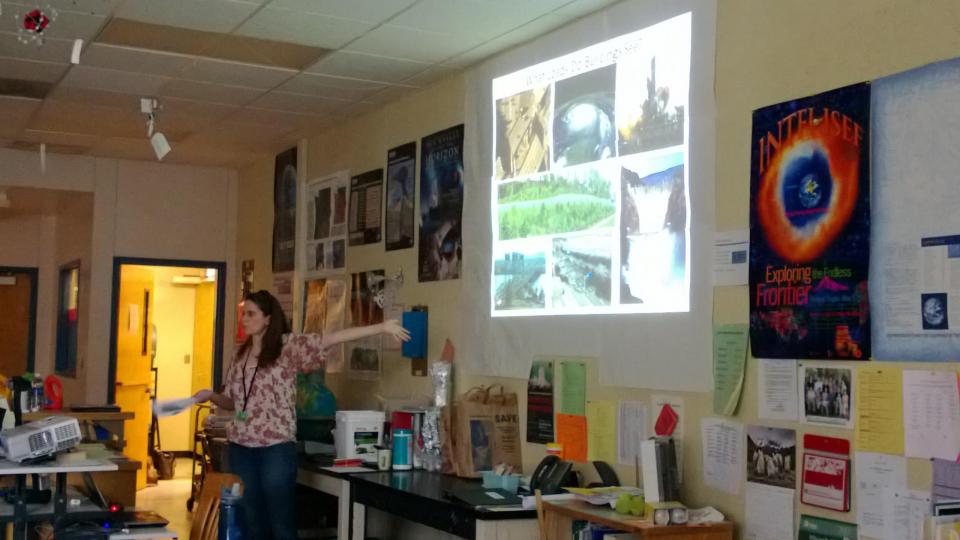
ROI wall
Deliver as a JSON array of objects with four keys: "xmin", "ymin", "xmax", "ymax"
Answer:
[
  {"xmin": 50, "ymin": 196, "xmax": 93, "ymax": 403},
  {"xmin": 231, "ymin": 1, "xmax": 960, "ymax": 537},
  {"xmin": 153, "ymin": 267, "xmax": 198, "ymax": 452},
  {"xmin": 0, "ymin": 149, "xmax": 239, "ymax": 405}
]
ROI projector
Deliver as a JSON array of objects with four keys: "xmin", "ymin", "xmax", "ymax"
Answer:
[{"xmin": 1, "ymin": 416, "xmax": 82, "ymax": 462}]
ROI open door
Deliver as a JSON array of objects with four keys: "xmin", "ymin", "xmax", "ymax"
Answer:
[
  {"xmin": 190, "ymin": 280, "xmax": 215, "ymax": 444},
  {"xmin": 114, "ymin": 265, "xmax": 155, "ymax": 490}
]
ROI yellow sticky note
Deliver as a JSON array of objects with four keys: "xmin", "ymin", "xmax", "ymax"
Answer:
[
  {"xmin": 586, "ymin": 401, "xmax": 617, "ymax": 463},
  {"xmin": 855, "ymin": 367, "xmax": 905, "ymax": 454}
]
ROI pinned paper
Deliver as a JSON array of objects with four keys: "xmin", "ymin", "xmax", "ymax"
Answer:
[
  {"xmin": 654, "ymin": 403, "xmax": 678, "ymax": 436},
  {"xmin": 903, "ymin": 370, "xmax": 960, "ymax": 460},
  {"xmin": 855, "ymin": 367, "xmax": 904, "ymax": 454},
  {"xmin": 560, "ymin": 361, "xmax": 586, "ymax": 416},
  {"xmin": 713, "ymin": 323, "xmax": 748, "ymax": 416},
  {"xmin": 586, "ymin": 401, "xmax": 616, "ymax": 463},
  {"xmin": 556, "ymin": 413, "xmax": 587, "ymax": 462}
]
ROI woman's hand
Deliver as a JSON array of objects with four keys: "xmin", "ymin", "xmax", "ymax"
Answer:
[
  {"xmin": 193, "ymin": 389, "xmax": 214, "ymax": 403},
  {"xmin": 382, "ymin": 319, "xmax": 411, "ymax": 342}
]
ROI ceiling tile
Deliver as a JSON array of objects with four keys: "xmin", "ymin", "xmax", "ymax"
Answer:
[
  {"xmin": 277, "ymin": 73, "xmax": 387, "ymax": 101},
  {"xmin": 268, "ymin": 0, "xmax": 417, "ymax": 24},
  {"xmin": 60, "ymin": 65, "xmax": 170, "ymax": 95},
  {"xmin": 0, "ymin": 32, "xmax": 75, "ymax": 64},
  {"xmin": 0, "ymin": 96, "xmax": 41, "ymax": 137},
  {"xmin": 306, "ymin": 51, "xmax": 430, "ymax": 84},
  {"xmin": 161, "ymin": 141, "xmax": 265, "ymax": 167},
  {"xmin": 495, "ymin": 13, "xmax": 571, "ymax": 46},
  {"xmin": 178, "ymin": 57, "xmax": 297, "ymax": 89},
  {"xmin": 184, "ymin": 121, "xmax": 298, "ymax": 152},
  {"xmin": 362, "ymin": 85, "xmax": 416, "ymax": 106},
  {"xmin": 5, "ymin": 0, "xmax": 123, "ymax": 17},
  {"xmin": 228, "ymin": 107, "xmax": 324, "ymax": 130},
  {"xmin": 159, "ymin": 97, "xmax": 239, "ymax": 121},
  {"xmin": 235, "ymin": 7, "xmax": 377, "ymax": 49},
  {"xmin": 159, "ymin": 78, "xmax": 264, "ymax": 106},
  {"xmin": 345, "ymin": 24, "xmax": 480, "ymax": 63},
  {"xmin": 555, "ymin": 0, "xmax": 620, "ymax": 18},
  {"xmin": 250, "ymin": 91, "xmax": 345, "ymax": 115},
  {"xmin": 386, "ymin": 0, "xmax": 537, "ymax": 38},
  {"xmin": 80, "ymin": 43, "xmax": 192, "ymax": 77},
  {"xmin": 19, "ymin": 129, "xmax": 100, "ymax": 149},
  {"xmin": 31, "ymin": 101, "xmax": 143, "ymax": 139},
  {"xmin": 114, "ymin": 0, "xmax": 261, "ymax": 33},
  {"xmin": 88, "ymin": 135, "xmax": 159, "ymax": 162},
  {"xmin": 0, "ymin": 57, "xmax": 69, "ymax": 82},
  {"xmin": 47, "ymin": 85, "xmax": 141, "ymax": 110},
  {"xmin": 402, "ymin": 64, "xmax": 461, "ymax": 88},
  {"xmin": 1, "ymin": 5, "xmax": 109, "ymax": 41}
]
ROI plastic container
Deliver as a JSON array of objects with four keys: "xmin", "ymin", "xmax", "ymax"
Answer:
[
  {"xmin": 334, "ymin": 410, "xmax": 385, "ymax": 461},
  {"xmin": 391, "ymin": 428, "xmax": 412, "ymax": 470},
  {"xmin": 219, "ymin": 483, "xmax": 244, "ymax": 540},
  {"xmin": 481, "ymin": 471, "xmax": 522, "ymax": 494}
]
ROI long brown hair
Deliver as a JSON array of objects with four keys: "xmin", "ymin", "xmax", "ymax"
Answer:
[{"xmin": 237, "ymin": 290, "xmax": 290, "ymax": 367}]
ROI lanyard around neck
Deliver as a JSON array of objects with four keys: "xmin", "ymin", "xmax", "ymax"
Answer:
[{"xmin": 240, "ymin": 348, "xmax": 260, "ymax": 414}]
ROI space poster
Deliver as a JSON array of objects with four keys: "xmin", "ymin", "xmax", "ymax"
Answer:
[
  {"xmin": 419, "ymin": 124, "xmax": 464, "ymax": 282},
  {"xmin": 749, "ymin": 83, "xmax": 871, "ymax": 359}
]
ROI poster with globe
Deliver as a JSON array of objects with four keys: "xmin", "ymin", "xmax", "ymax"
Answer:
[{"xmin": 749, "ymin": 83, "xmax": 871, "ymax": 359}]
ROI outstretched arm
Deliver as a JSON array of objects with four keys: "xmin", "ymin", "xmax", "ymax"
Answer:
[
  {"xmin": 194, "ymin": 389, "xmax": 235, "ymax": 411},
  {"xmin": 320, "ymin": 319, "xmax": 411, "ymax": 349}
]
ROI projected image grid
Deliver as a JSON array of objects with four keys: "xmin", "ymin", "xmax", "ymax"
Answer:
[{"xmin": 491, "ymin": 14, "xmax": 690, "ymax": 316}]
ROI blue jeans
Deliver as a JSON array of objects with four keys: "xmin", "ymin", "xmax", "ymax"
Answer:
[{"xmin": 228, "ymin": 442, "xmax": 298, "ymax": 540}]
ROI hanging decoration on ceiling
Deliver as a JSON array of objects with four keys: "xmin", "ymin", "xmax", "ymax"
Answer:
[{"xmin": 16, "ymin": 4, "xmax": 57, "ymax": 46}]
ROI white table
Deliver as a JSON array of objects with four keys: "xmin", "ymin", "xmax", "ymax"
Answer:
[
  {"xmin": 109, "ymin": 528, "xmax": 178, "ymax": 539},
  {"xmin": 0, "ymin": 457, "xmax": 119, "ymax": 540},
  {"xmin": 297, "ymin": 465, "xmax": 358, "ymax": 540}
]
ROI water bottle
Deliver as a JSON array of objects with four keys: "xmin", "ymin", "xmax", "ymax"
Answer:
[
  {"xmin": 218, "ymin": 483, "xmax": 244, "ymax": 540},
  {"xmin": 33, "ymin": 377, "xmax": 44, "ymax": 411}
]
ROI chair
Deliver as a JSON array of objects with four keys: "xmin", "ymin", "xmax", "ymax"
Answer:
[{"xmin": 189, "ymin": 471, "xmax": 240, "ymax": 540}]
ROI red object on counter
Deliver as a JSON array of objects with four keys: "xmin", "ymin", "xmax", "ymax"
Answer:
[{"xmin": 44, "ymin": 375, "xmax": 63, "ymax": 410}]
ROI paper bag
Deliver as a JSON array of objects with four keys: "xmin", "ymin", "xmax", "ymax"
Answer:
[{"xmin": 446, "ymin": 385, "xmax": 523, "ymax": 478}]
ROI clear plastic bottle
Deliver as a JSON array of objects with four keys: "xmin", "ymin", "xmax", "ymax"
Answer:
[{"xmin": 218, "ymin": 483, "xmax": 244, "ymax": 540}]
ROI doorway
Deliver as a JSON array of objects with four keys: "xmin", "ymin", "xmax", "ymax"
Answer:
[
  {"xmin": 0, "ymin": 267, "xmax": 37, "ymax": 375},
  {"xmin": 109, "ymin": 258, "xmax": 225, "ymax": 491}
]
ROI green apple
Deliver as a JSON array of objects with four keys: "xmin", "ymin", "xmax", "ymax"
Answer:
[
  {"xmin": 628, "ymin": 495, "xmax": 645, "ymax": 516},
  {"xmin": 615, "ymin": 493, "xmax": 633, "ymax": 514}
]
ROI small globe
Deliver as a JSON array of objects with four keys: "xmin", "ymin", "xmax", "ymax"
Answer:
[
  {"xmin": 798, "ymin": 173, "xmax": 822, "ymax": 208},
  {"xmin": 923, "ymin": 297, "xmax": 945, "ymax": 327}
]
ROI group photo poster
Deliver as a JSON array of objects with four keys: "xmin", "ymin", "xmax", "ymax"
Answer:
[
  {"xmin": 348, "ymin": 168, "xmax": 384, "ymax": 246},
  {"xmin": 272, "ymin": 147, "xmax": 298, "ymax": 272},
  {"xmin": 749, "ymin": 83, "xmax": 871, "ymax": 359},
  {"xmin": 348, "ymin": 270, "xmax": 385, "ymax": 380},
  {"xmin": 302, "ymin": 277, "xmax": 348, "ymax": 372},
  {"xmin": 303, "ymin": 172, "xmax": 348, "ymax": 276},
  {"xmin": 419, "ymin": 124, "xmax": 465, "ymax": 282},
  {"xmin": 385, "ymin": 142, "xmax": 417, "ymax": 251}
]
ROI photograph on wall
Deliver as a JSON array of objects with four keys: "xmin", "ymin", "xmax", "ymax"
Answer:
[
  {"xmin": 615, "ymin": 35, "xmax": 689, "ymax": 156},
  {"xmin": 746, "ymin": 425, "xmax": 796, "ymax": 489},
  {"xmin": 498, "ymin": 164, "xmax": 616, "ymax": 242},
  {"xmin": 348, "ymin": 336, "xmax": 382, "ymax": 381},
  {"xmin": 348, "ymin": 168, "xmax": 383, "ymax": 246},
  {"xmin": 419, "ymin": 124, "xmax": 464, "ymax": 282},
  {"xmin": 620, "ymin": 152, "xmax": 686, "ymax": 308},
  {"xmin": 350, "ymin": 269, "xmax": 385, "ymax": 326},
  {"xmin": 749, "ymin": 83, "xmax": 871, "ymax": 359},
  {"xmin": 302, "ymin": 277, "xmax": 347, "ymax": 372},
  {"xmin": 872, "ymin": 57, "xmax": 960, "ymax": 361},
  {"xmin": 798, "ymin": 364, "xmax": 853, "ymax": 429},
  {"xmin": 304, "ymin": 173, "xmax": 349, "ymax": 276},
  {"xmin": 385, "ymin": 142, "xmax": 417, "ymax": 251},
  {"xmin": 494, "ymin": 86, "xmax": 551, "ymax": 181},
  {"xmin": 493, "ymin": 242, "xmax": 546, "ymax": 311},
  {"xmin": 552, "ymin": 65, "xmax": 616, "ymax": 168},
  {"xmin": 551, "ymin": 235, "xmax": 612, "ymax": 308},
  {"xmin": 526, "ymin": 357, "xmax": 555, "ymax": 444},
  {"xmin": 272, "ymin": 147, "xmax": 297, "ymax": 272}
]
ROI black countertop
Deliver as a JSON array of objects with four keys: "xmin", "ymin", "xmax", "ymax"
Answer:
[{"xmin": 347, "ymin": 470, "xmax": 535, "ymax": 538}]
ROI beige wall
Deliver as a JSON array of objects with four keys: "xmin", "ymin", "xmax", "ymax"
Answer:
[
  {"xmin": 0, "ymin": 149, "xmax": 239, "ymax": 405},
  {"xmin": 227, "ymin": 0, "xmax": 960, "ymax": 537}
]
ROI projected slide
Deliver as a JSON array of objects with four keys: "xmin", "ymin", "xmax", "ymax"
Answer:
[{"xmin": 491, "ymin": 13, "xmax": 691, "ymax": 316}]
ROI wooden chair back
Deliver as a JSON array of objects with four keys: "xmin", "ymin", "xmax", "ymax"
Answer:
[{"xmin": 190, "ymin": 472, "xmax": 241, "ymax": 540}]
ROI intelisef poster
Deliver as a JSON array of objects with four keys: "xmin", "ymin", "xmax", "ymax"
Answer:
[{"xmin": 749, "ymin": 83, "xmax": 871, "ymax": 359}]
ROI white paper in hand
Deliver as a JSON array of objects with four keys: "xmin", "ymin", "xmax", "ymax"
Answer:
[{"xmin": 154, "ymin": 397, "xmax": 197, "ymax": 418}]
